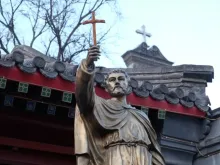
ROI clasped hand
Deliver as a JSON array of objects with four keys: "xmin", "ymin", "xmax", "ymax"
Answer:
[{"xmin": 86, "ymin": 46, "xmax": 100, "ymax": 66}]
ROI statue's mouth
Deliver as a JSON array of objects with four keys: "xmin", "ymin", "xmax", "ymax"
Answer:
[{"xmin": 114, "ymin": 86, "xmax": 122, "ymax": 90}]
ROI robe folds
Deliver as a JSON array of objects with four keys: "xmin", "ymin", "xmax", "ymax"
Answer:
[{"xmin": 74, "ymin": 59, "xmax": 165, "ymax": 165}]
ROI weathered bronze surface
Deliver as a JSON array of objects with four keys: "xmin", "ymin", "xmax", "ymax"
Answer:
[{"xmin": 74, "ymin": 46, "xmax": 165, "ymax": 165}]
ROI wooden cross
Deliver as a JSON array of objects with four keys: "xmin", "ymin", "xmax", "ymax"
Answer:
[
  {"xmin": 82, "ymin": 11, "xmax": 105, "ymax": 46},
  {"xmin": 136, "ymin": 25, "xmax": 151, "ymax": 43}
]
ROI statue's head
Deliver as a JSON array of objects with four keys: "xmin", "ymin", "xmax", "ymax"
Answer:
[{"xmin": 105, "ymin": 69, "xmax": 130, "ymax": 97}]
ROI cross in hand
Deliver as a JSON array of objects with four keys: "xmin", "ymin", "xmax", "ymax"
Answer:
[{"xmin": 82, "ymin": 11, "xmax": 105, "ymax": 46}]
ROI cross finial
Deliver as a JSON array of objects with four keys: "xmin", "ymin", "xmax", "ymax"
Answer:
[
  {"xmin": 82, "ymin": 11, "xmax": 105, "ymax": 46},
  {"xmin": 136, "ymin": 25, "xmax": 151, "ymax": 43}
]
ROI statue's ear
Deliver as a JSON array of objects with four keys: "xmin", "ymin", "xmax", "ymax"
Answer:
[
  {"xmin": 103, "ymin": 81, "xmax": 108, "ymax": 92},
  {"xmin": 128, "ymin": 79, "xmax": 131, "ymax": 86},
  {"xmin": 105, "ymin": 87, "xmax": 108, "ymax": 93},
  {"xmin": 126, "ymin": 85, "xmax": 132, "ymax": 95}
]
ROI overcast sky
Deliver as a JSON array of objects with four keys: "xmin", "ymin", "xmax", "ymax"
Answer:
[{"xmin": 94, "ymin": 0, "xmax": 220, "ymax": 109}]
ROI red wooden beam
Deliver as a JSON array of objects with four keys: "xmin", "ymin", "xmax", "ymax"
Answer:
[
  {"xmin": 0, "ymin": 136, "xmax": 75, "ymax": 155},
  {"xmin": 0, "ymin": 66, "xmax": 206, "ymax": 118},
  {"xmin": 0, "ymin": 112, "xmax": 73, "ymax": 131},
  {"xmin": 0, "ymin": 66, "xmax": 75, "ymax": 92},
  {"xmin": 0, "ymin": 112, "xmax": 74, "ymax": 147},
  {"xmin": 0, "ymin": 149, "xmax": 75, "ymax": 165}
]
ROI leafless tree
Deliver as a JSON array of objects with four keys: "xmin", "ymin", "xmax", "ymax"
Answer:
[{"xmin": 0, "ymin": 0, "xmax": 120, "ymax": 62}]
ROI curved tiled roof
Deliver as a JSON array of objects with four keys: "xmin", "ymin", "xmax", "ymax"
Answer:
[
  {"xmin": 0, "ymin": 46, "xmax": 211, "ymax": 115},
  {"xmin": 94, "ymin": 73, "xmax": 211, "ymax": 113}
]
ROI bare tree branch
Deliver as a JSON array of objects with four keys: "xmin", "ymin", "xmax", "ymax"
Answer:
[
  {"xmin": 0, "ymin": 37, "xmax": 10, "ymax": 54},
  {"xmin": 0, "ymin": 0, "xmax": 119, "ymax": 63},
  {"xmin": 42, "ymin": 36, "xmax": 56, "ymax": 56},
  {"xmin": 27, "ymin": 1, "xmax": 47, "ymax": 47},
  {"xmin": 62, "ymin": 0, "xmax": 105, "ymax": 54},
  {"xmin": 0, "ymin": 0, "xmax": 24, "ymax": 46}
]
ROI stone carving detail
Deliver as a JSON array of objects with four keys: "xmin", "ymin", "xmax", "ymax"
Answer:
[
  {"xmin": 33, "ymin": 56, "xmax": 46, "ymax": 68},
  {"xmin": 60, "ymin": 65, "xmax": 76, "ymax": 82},
  {"xmin": 0, "ymin": 60, "xmax": 15, "ymax": 67},
  {"xmin": 18, "ymin": 58, "xmax": 36, "ymax": 73},
  {"xmin": 18, "ymin": 64, "xmax": 37, "ymax": 73},
  {"xmin": 199, "ymin": 119, "xmax": 211, "ymax": 140},
  {"xmin": 40, "ymin": 69, "xmax": 58, "ymax": 79},
  {"xmin": 175, "ymin": 87, "xmax": 184, "ymax": 99},
  {"xmin": 46, "ymin": 61, "xmax": 66, "ymax": 73},
  {"xmin": 140, "ymin": 81, "xmax": 153, "ymax": 91},
  {"xmin": 188, "ymin": 92, "xmax": 196, "ymax": 102},
  {"xmin": 133, "ymin": 87, "xmax": 150, "ymax": 98},
  {"xmin": 0, "ymin": 54, "xmax": 16, "ymax": 67},
  {"xmin": 130, "ymin": 78, "xmax": 138, "ymax": 89},
  {"xmin": 165, "ymin": 91, "xmax": 179, "ymax": 105},
  {"xmin": 195, "ymin": 100, "xmax": 210, "ymax": 112},
  {"xmin": 180, "ymin": 96, "xmax": 194, "ymax": 108},
  {"xmin": 95, "ymin": 72, "xmax": 105, "ymax": 84},
  {"xmin": 11, "ymin": 51, "xmax": 24, "ymax": 64},
  {"xmin": 150, "ymin": 91, "xmax": 165, "ymax": 101}
]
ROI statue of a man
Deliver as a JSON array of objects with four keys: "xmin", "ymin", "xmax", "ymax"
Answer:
[{"xmin": 74, "ymin": 46, "xmax": 165, "ymax": 165}]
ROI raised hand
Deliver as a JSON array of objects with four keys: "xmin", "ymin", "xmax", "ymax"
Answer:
[{"xmin": 86, "ymin": 46, "xmax": 100, "ymax": 67}]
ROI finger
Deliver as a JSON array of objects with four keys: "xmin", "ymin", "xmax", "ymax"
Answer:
[
  {"xmin": 89, "ymin": 46, "xmax": 100, "ymax": 50},
  {"xmin": 88, "ymin": 53, "xmax": 101, "ymax": 57},
  {"xmin": 88, "ymin": 56, "xmax": 100, "ymax": 61},
  {"xmin": 87, "ymin": 54, "xmax": 100, "ymax": 58},
  {"xmin": 88, "ymin": 51, "xmax": 100, "ymax": 56},
  {"xmin": 88, "ymin": 48, "xmax": 100, "ymax": 52},
  {"xmin": 90, "ymin": 56, "xmax": 100, "ymax": 61}
]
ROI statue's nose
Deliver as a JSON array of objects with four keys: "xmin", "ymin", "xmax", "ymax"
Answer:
[{"xmin": 115, "ymin": 81, "xmax": 120, "ymax": 86}]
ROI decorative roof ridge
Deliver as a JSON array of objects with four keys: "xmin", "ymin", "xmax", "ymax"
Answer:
[
  {"xmin": 12, "ymin": 45, "xmax": 57, "ymax": 62},
  {"xmin": 96, "ymin": 64, "xmax": 214, "ymax": 77},
  {"xmin": 208, "ymin": 107, "xmax": 220, "ymax": 118},
  {"xmin": 122, "ymin": 42, "xmax": 173, "ymax": 64}
]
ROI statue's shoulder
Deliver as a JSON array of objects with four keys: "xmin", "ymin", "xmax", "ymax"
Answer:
[
  {"xmin": 94, "ymin": 95, "xmax": 108, "ymax": 105},
  {"xmin": 130, "ymin": 108, "xmax": 150, "ymax": 121}
]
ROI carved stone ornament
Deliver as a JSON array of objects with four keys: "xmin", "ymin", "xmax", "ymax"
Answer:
[
  {"xmin": 129, "ymin": 78, "xmax": 138, "ymax": 89},
  {"xmin": 140, "ymin": 81, "xmax": 153, "ymax": 91},
  {"xmin": 180, "ymin": 96, "xmax": 194, "ymax": 108},
  {"xmin": 150, "ymin": 91, "xmax": 165, "ymax": 101},
  {"xmin": 95, "ymin": 72, "xmax": 105, "ymax": 84},
  {"xmin": 165, "ymin": 91, "xmax": 180, "ymax": 105},
  {"xmin": 133, "ymin": 87, "xmax": 150, "ymax": 98}
]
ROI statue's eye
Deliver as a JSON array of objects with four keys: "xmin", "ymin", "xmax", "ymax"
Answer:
[
  {"xmin": 119, "ymin": 77, "xmax": 125, "ymax": 81},
  {"xmin": 109, "ymin": 78, "xmax": 115, "ymax": 82}
]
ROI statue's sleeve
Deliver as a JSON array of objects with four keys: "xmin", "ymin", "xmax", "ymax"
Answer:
[{"xmin": 75, "ymin": 59, "xmax": 95, "ymax": 114}]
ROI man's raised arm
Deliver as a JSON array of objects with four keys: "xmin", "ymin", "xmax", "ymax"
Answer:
[{"xmin": 75, "ymin": 46, "xmax": 100, "ymax": 114}]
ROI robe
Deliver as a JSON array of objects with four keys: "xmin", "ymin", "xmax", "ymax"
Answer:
[{"xmin": 74, "ymin": 59, "xmax": 165, "ymax": 165}]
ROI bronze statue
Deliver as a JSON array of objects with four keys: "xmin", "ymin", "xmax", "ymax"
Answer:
[{"xmin": 74, "ymin": 46, "xmax": 165, "ymax": 165}]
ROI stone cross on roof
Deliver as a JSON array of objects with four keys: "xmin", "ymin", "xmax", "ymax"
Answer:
[{"xmin": 136, "ymin": 25, "xmax": 151, "ymax": 43}]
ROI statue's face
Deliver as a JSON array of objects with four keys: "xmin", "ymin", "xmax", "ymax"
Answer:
[{"xmin": 106, "ymin": 72, "xmax": 129, "ymax": 97}]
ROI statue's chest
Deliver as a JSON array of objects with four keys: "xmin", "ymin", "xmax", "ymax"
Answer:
[
  {"xmin": 120, "ymin": 114, "xmax": 146, "ymax": 139},
  {"xmin": 103, "ymin": 113, "xmax": 150, "ymax": 146}
]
